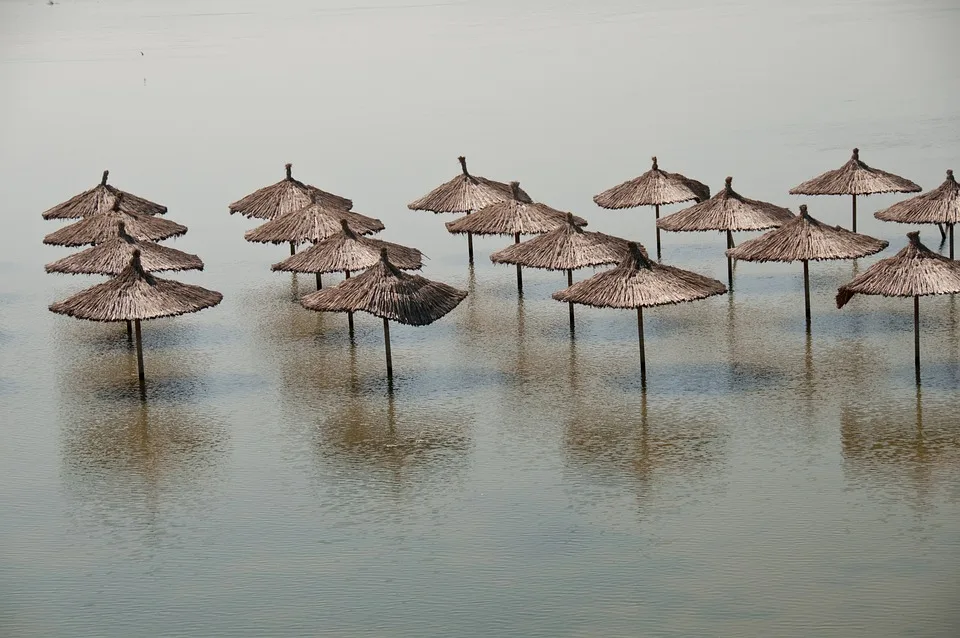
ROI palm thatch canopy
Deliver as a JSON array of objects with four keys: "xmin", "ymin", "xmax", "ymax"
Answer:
[
  {"xmin": 553, "ymin": 242, "xmax": 727, "ymax": 309},
  {"xmin": 445, "ymin": 182, "xmax": 587, "ymax": 236},
  {"xmin": 874, "ymin": 170, "xmax": 959, "ymax": 225},
  {"xmin": 272, "ymin": 219, "xmax": 422, "ymax": 274},
  {"xmin": 790, "ymin": 148, "xmax": 921, "ymax": 197},
  {"xmin": 301, "ymin": 248, "xmax": 466, "ymax": 326},
  {"xmin": 229, "ymin": 163, "xmax": 352, "ymax": 220},
  {"xmin": 45, "ymin": 221, "xmax": 203, "ymax": 275},
  {"xmin": 41, "ymin": 170, "xmax": 167, "ymax": 220},
  {"xmin": 657, "ymin": 177, "xmax": 794, "ymax": 232},
  {"xmin": 489, "ymin": 213, "xmax": 628, "ymax": 271},
  {"xmin": 49, "ymin": 250, "xmax": 222, "ymax": 322},
  {"xmin": 43, "ymin": 195, "xmax": 188, "ymax": 247},
  {"xmin": 726, "ymin": 205, "xmax": 888, "ymax": 263},
  {"xmin": 837, "ymin": 232, "xmax": 960, "ymax": 307},
  {"xmin": 407, "ymin": 156, "xmax": 531, "ymax": 213},
  {"xmin": 244, "ymin": 200, "xmax": 384, "ymax": 245},
  {"xmin": 593, "ymin": 157, "xmax": 710, "ymax": 209}
]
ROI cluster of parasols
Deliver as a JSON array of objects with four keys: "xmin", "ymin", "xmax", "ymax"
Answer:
[{"xmin": 42, "ymin": 150, "xmax": 960, "ymax": 387}]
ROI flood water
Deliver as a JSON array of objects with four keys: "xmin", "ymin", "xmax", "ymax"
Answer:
[{"xmin": 2, "ymin": 0, "xmax": 959, "ymax": 635}]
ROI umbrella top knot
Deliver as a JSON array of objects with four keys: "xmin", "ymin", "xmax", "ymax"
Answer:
[
  {"xmin": 907, "ymin": 230, "xmax": 922, "ymax": 245},
  {"xmin": 852, "ymin": 148, "xmax": 860, "ymax": 160},
  {"xmin": 458, "ymin": 156, "xmax": 469, "ymax": 176},
  {"xmin": 651, "ymin": 156, "xmax": 658, "ymax": 170},
  {"xmin": 285, "ymin": 163, "xmax": 292, "ymax": 179},
  {"xmin": 100, "ymin": 169, "xmax": 110, "ymax": 186},
  {"xmin": 799, "ymin": 204, "xmax": 810, "ymax": 218},
  {"xmin": 947, "ymin": 169, "xmax": 954, "ymax": 180},
  {"xmin": 510, "ymin": 181, "xmax": 523, "ymax": 200},
  {"xmin": 725, "ymin": 176, "xmax": 733, "ymax": 189}
]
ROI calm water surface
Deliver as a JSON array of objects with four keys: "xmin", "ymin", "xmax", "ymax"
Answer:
[{"xmin": 1, "ymin": 0, "xmax": 959, "ymax": 635}]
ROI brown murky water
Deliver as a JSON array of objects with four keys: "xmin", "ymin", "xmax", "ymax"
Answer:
[{"xmin": 1, "ymin": 0, "xmax": 959, "ymax": 635}]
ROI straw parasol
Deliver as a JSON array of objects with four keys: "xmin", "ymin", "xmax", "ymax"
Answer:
[
  {"xmin": 874, "ymin": 170, "xmax": 960, "ymax": 259},
  {"xmin": 552, "ymin": 242, "xmax": 727, "ymax": 387},
  {"xmin": 726, "ymin": 204, "xmax": 888, "ymax": 330},
  {"xmin": 593, "ymin": 156, "xmax": 710, "ymax": 260},
  {"xmin": 43, "ymin": 193, "xmax": 187, "ymax": 247},
  {"xmin": 41, "ymin": 169, "xmax": 167, "ymax": 220},
  {"xmin": 657, "ymin": 176, "xmax": 794, "ymax": 291},
  {"xmin": 837, "ymin": 231, "xmax": 960, "ymax": 381},
  {"xmin": 49, "ymin": 250, "xmax": 222, "ymax": 382},
  {"xmin": 45, "ymin": 220, "xmax": 203, "ymax": 276},
  {"xmin": 273, "ymin": 219, "xmax": 423, "ymax": 335},
  {"xmin": 446, "ymin": 182, "xmax": 587, "ymax": 293},
  {"xmin": 300, "ymin": 248, "xmax": 467, "ymax": 380},
  {"xmin": 407, "ymin": 156, "xmax": 531, "ymax": 263},
  {"xmin": 489, "ymin": 212, "xmax": 630, "ymax": 330},
  {"xmin": 789, "ymin": 148, "xmax": 921, "ymax": 232}
]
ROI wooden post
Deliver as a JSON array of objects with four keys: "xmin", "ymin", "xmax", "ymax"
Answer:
[
  {"xmin": 383, "ymin": 317, "xmax": 393, "ymax": 380},
  {"xmin": 802, "ymin": 259, "xmax": 811, "ymax": 331},
  {"xmin": 851, "ymin": 194, "xmax": 857, "ymax": 232},
  {"xmin": 514, "ymin": 232, "xmax": 522, "ymax": 294},
  {"xmin": 315, "ymin": 272, "xmax": 322, "ymax": 290},
  {"xmin": 938, "ymin": 223, "xmax": 947, "ymax": 241},
  {"xmin": 134, "ymin": 319, "xmax": 145, "ymax": 382},
  {"xmin": 345, "ymin": 270, "xmax": 354, "ymax": 339},
  {"xmin": 637, "ymin": 306, "xmax": 647, "ymax": 388},
  {"xmin": 126, "ymin": 319, "xmax": 133, "ymax": 340},
  {"xmin": 290, "ymin": 241, "xmax": 296, "ymax": 256},
  {"xmin": 914, "ymin": 295, "xmax": 921, "ymax": 383},
  {"xmin": 467, "ymin": 232, "xmax": 474, "ymax": 264},
  {"xmin": 654, "ymin": 204, "xmax": 662, "ymax": 260},
  {"xmin": 726, "ymin": 230, "xmax": 734, "ymax": 292},
  {"xmin": 950, "ymin": 224, "xmax": 955, "ymax": 260},
  {"xmin": 566, "ymin": 269, "xmax": 575, "ymax": 332}
]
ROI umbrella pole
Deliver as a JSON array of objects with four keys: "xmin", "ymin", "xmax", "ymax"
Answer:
[
  {"xmin": 290, "ymin": 241, "xmax": 296, "ymax": 256},
  {"xmin": 851, "ymin": 194, "xmax": 857, "ymax": 232},
  {"xmin": 345, "ymin": 270, "xmax": 354, "ymax": 339},
  {"xmin": 514, "ymin": 232, "xmax": 523, "ymax": 294},
  {"xmin": 126, "ymin": 319, "xmax": 133, "ymax": 340},
  {"xmin": 654, "ymin": 204, "xmax": 662, "ymax": 260},
  {"xmin": 134, "ymin": 319, "xmax": 145, "ymax": 382},
  {"xmin": 802, "ymin": 259, "xmax": 811, "ymax": 332},
  {"xmin": 315, "ymin": 272, "xmax": 322, "ymax": 290},
  {"xmin": 567, "ymin": 269, "xmax": 575, "ymax": 333},
  {"xmin": 383, "ymin": 317, "xmax": 393, "ymax": 380},
  {"xmin": 637, "ymin": 306, "xmax": 647, "ymax": 388},
  {"xmin": 950, "ymin": 224, "xmax": 955, "ymax": 260},
  {"xmin": 938, "ymin": 223, "xmax": 947, "ymax": 241},
  {"xmin": 726, "ymin": 230, "xmax": 734, "ymax": 292},
  {"xmin": 914, "ymin": 295, "xmax": 921, "ymax": 383}
]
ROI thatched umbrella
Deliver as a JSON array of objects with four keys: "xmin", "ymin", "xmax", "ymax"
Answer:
[
  {"xmin": 300, "ymin": 248, "xmax": 467, "ymax": 380},
  {"xmin": 273, "ymin": 219, "xmax": 423, "ymax": 335},
  {"xmin": 837, "ymin": 231, "xmax": 960, "ymax": 381},
  {"xmin": 41, "ymin": 169, "xmax": 167, "ymax": 220},
  {"xmin": 43, "ymin": 193, "xmax": 187, "ymax": 247},
  {"xmin": 49, "ymin": 250, "xmax": 222, "ymax": 382},
  {"xmin": 407, "ymin": 156, "xmax": 531, "ymax": 264},
  {"xmin": 657, "ymin": 176, "xmax": 794, "ymax": 291},
  {"xmin": 593, "ymin": 156, "xmax": 710, "ymax": 260},
  {"xmin": 727, "ymin": 204, "xmax": 888, "ymax": 330},
  {"xmin": 489, "ymin": 212, "xmax": 629, "ymax": 330},
  {"xmin": 874, "ymin": 170, "xmax": 960, "ymax": 259},
  {"xmin": 445, "ymin": 182, "xmax": 587, "ymax": 293},
  {"xmin": 244, "ymin": 196, "xmax": 384, "ymax": 264},
  {"xmin": 552, "ymin": 242, "xmax": 727, "ymax": 387},
  {"xmin": 789, "ymin": 148, "xmax": 921, "ymax": 232}
]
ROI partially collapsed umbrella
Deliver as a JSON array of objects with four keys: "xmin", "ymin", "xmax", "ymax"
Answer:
[
  {"xmin": 446, "ymin": 182, "xmax": 587, "ymax": 293},
  {"xmin": 41, "ymin": 169, "xmax": 167, "ymax": 220},
  {"xmin": 300, "ymin": 248, "xmax": 467, "ymax": 380},
  {"xmin": 490, "ymin": 212, "xmax": 630, "ymax": 330},
  {"xmin": 43, "ymin": 193, "xmax": 187, "ymax": 246},
  {"xmin": 593, "ymin": 156, "xmax": 710, "ymax": 260},
  {"xmin": 657, "ymin": 176, "xmax": 794, "ymax": 291},
  {"xmin": 552, "ymin": 242, "xmax": 727, "ymax": 387},
  {"xmin": 727, "ymin": 204, "xmax": 888, "ymax": 330},
  {"xmin": 407, "ymin": 156, "xmax": 531, "ymax": 263},
  {"xmin": 874, "ymin": 170, "xmax": 960, "ymax": 259},
  {"xmin": 789, "ymin": 148, "xmax": 921, "ymax": 232},
  {"xmin": 49, "ymin": 250, "xmax": 222, "ymax": 382},
  {"xmin": 837, "ymin": 231, "xmax": 960, "ymax": 382}
]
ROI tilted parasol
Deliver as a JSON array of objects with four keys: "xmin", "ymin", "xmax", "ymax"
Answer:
[
  {"xmin": 837, "ymin": 231, "xmax": 960, "ymax": 381},
  {"xmin": 874, "ymin": 170, "xmax": 960, "ymax": 259},
  {"xmin": 593, "ymin": 156, "xmax": 710, "ymax": 259},
  {"xmin": 43, "ymin": 193, "xmax": 187, "ymax": 246},
  {"xmin": 41, "ymin": 169, "xmax": 167, "ymax": 220},
  {"xmin": 300, "ymin": 248, "xmax": 467, "ymax": 380},
  {"xmin": 445, "ymin": 182, "xmax": 587, "ymax": 293},
  {"xmin": 49, "ymin": 250, "xmax": 222, "ymax": 382},
  {"xmin": 407, "ymin": 156, "xmax": 531, "ymax": 263},
  {"xmin": 657, "ymin": 176, "xmax": 794, "ymax": 291},
  {"xmin": 490, "ymin": 212, "xmax": 630, "ymax": 330},
  {"xmin": 789, "ymin": 148, "xmax": 921, "ymax": 232},
  {"xmin": 727, "ymin": 204, "xmax": 888, "ymax": 330},
  {"xmin": 552, "ymin": 242, "xmax": 727, "ymax": 387}
]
